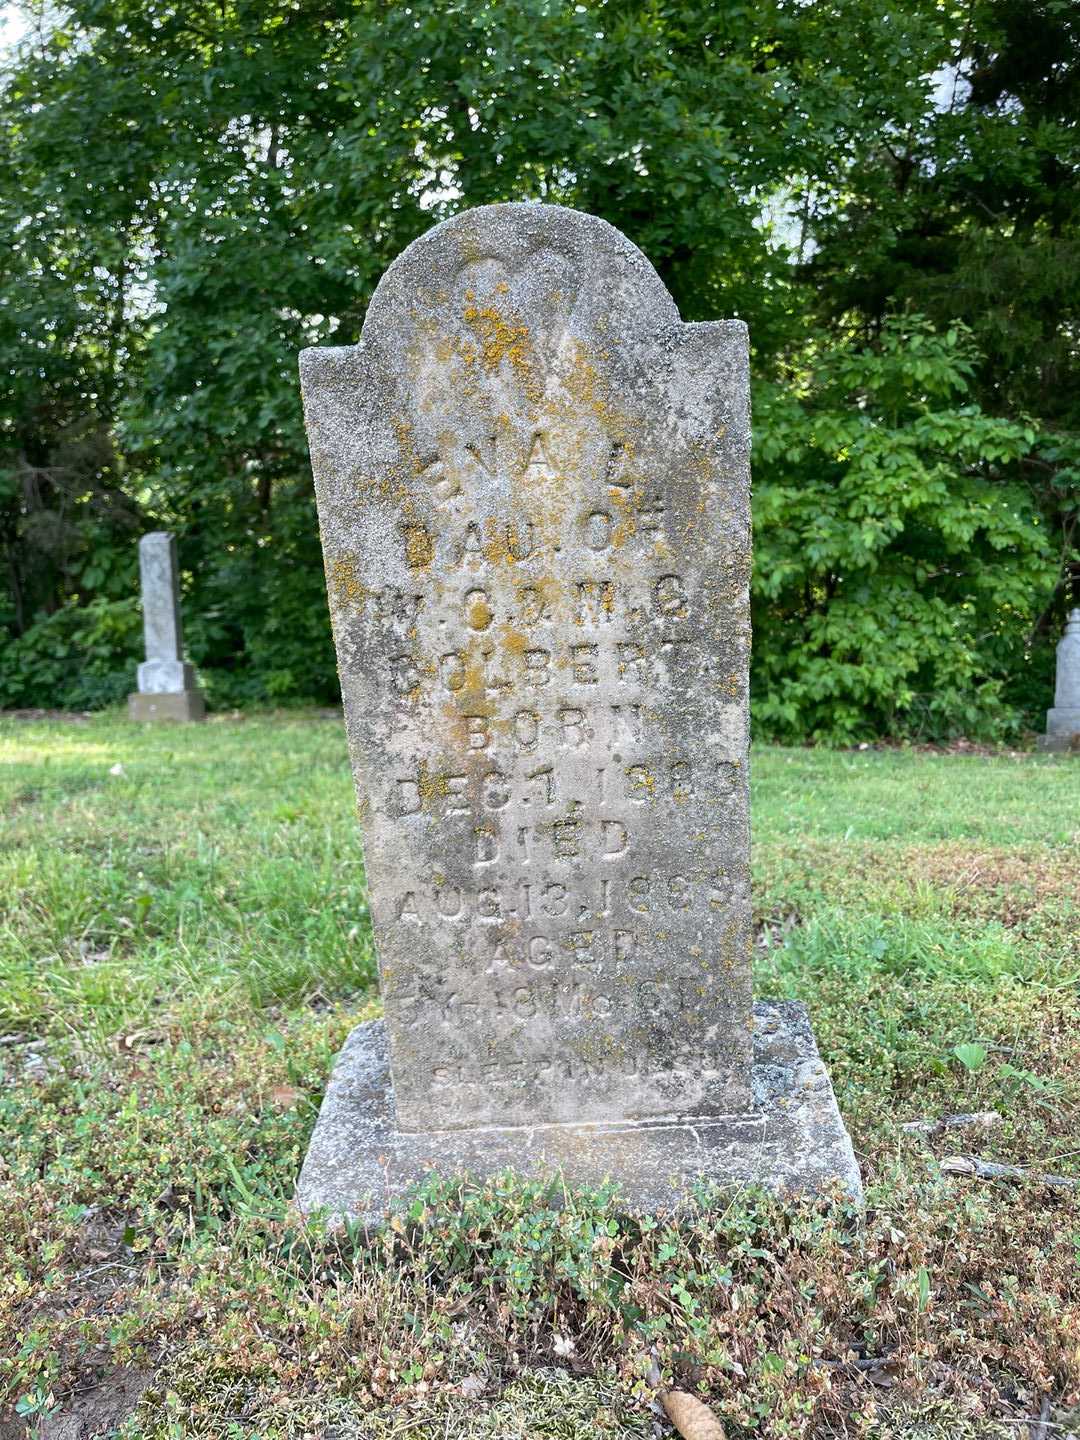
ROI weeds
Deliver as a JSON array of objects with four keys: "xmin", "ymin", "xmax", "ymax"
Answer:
[{"xmin": 1, "ymin": 718, "xmax": 1078, "ymax": 1438}]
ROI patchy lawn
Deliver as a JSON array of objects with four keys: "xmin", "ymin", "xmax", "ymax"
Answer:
[{"xmin": 1, "ymin": 715, "xmax": 1078, "ymax": 1439}]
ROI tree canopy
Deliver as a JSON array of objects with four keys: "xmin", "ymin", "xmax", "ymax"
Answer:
[{"xmin": 1, "ymin": 0, "xmax": 1076, "ymax": 738}]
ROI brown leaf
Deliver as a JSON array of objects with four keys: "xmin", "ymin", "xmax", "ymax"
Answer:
[
  {"xmin": 267, "ymin": 1085, "xmax": 302, "ymax": 1111},
  {"xmin": 662, "ymin": 1389, "xmax": 727, "ymax": 1440}
]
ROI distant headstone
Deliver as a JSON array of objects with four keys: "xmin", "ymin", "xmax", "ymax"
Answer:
[
  {"xmin": 1038, "ymin": 608, "xmax": 1080, "ymax": 753},
  {"xmin": 127, "ymin": 532, "xmax": 205, "ymax": 722},
  {"xmin": 296, "ymin": 203, "xmax": 859, "ymax": 1223}
]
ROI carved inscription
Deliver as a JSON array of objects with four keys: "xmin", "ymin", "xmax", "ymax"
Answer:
[{"xmin": 302, "ymin": 204, "xmax": 751, "ymax": 1130}]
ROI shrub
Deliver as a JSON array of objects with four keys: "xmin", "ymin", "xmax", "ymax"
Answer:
[
  {"xmin": 751, "ymin": 317, "xmax": 1056, "ymax": 742},
  {"xmin": 0, "ymin": 597, "xmax": 141, "ymax": 710}
]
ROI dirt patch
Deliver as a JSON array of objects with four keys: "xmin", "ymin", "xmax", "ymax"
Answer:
[
  {"xmin": 900, "ymin": 844, "xmax": 1079, "ymax": 925},
  {"xmin": 0, "ymin": 1369, "xmax": 152, "ymax": 1440},
  {"xmin": 36, "ymin": 1366, "xmax": 153, "ymax": 1440},
  {"xmin": 0, "ymin": 1204, "xmax": 148, "ymax": 1440},
  {"xmin": 6, "ymin": 788, "xmax": 43, "ymax": 813}
]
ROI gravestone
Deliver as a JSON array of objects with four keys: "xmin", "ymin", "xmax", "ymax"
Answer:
[
  {"xmin": 296, "ymin": 203, "xmax": 859, "ymax": 1222},
  {"xmin": 1038, "ymin": 608, "xmax": 1080, "ymax": 753},
  {"xmin": 127, "ymin": 532, "xmax": 205, "ymax": 722}
]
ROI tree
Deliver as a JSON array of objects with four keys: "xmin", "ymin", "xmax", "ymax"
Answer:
[
  {"xmin": 802, "ymin": 0, "xmax": 1080, "ymax": 645},
  {"xmin": 0, "ymin": 0, "xmax": 1070, "ymax": 733},
  {"xmin": 754, "ymin": 317, "xmax": 1050, "ymax": 740}
]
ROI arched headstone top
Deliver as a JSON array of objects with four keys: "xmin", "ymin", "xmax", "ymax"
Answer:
[
  {"xmin": 301, "ymin": 202, "xmax": 749, "ymax": 603},
  {"xmin": 367, "ymin": 202, "xmax": 683, "ymax": 342},
  {"xmin": 305, "ymin": 202, "xmax": 695, "ymax": 390}
]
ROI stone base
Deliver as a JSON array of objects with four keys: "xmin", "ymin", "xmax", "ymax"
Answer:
[
  {"xmin": 127, "ymin": 691, "xmax": 206, "ymax": 722},
  {"xmin": 1037, "ymin": 733, "xmax": 1080, "ymax": 753},
  {"xmin": 1039, "ymin": 707, "xmax": 1080, "ymax": 751},
  {"xmin": 296, "ymin": 1001, "xmax": 862, "ymax": 1227}
]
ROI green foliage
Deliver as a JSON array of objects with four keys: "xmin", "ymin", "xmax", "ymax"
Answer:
[
  {"xmin": 0, "ymin": 596, "xmax": 141, "ymax": 710},
  {"xmin": 802, "ymin": 0, "xmax": 1080, "ymax": 646},
  {"xmin": 753, "ymin": 317, "xmax": 1056, "ymax": 740},
  {"xmin": 179, "ymin": 489, "xmax": 338, "ymax": 706},
  {"xmin": 1, "ymin": 0, "xmax": 1077, "ymax": 733}
]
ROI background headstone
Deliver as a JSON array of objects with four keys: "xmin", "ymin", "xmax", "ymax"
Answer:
[
  {"xmin": 1039, "ymin": 608, "xmax": 1080, "ymax": 752},
  {"xmin": 297, "ymin": 203, "xmax": 859, "ymax": 1222},
  {"xmin": 128, "ymin": 532, "xmax": 205, "ymax": 721}
]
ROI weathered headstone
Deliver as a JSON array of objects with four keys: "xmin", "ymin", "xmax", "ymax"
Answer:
[
  {"xmin": 127, "ymin": 532, "xmax": 205, "ymax": 722},
  {"xmin": 1038, "ymin": 608, "xmax": 1080, "ymax": 753},
  {"xmin": 296, "ymin": 203, "xmax": 859, "ymax": 1221}
]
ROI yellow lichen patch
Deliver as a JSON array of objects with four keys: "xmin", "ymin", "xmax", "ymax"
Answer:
[
  {"xmin": 481, "ymin": 516, "xmax": 530, "ymax": 568},
  {"xmin": 442, "ymin": 692, "xmax": 494, "ymax": 720},
  {"xmin": 514, "ymin": 574, "xmax": 561, "ymax": 625},
  {"xmin": 328, "ymin": 555, "xmax": 368, "ymax": 608},
  {"xmin": 626, "ymin": 764, "xmax": 656, "ymax": 800},
  {"xmin": 356, "ymin": 468, "xmax": 408, "ymax": 508},
  {"xmin": 466, "ymin": 592, "xmax": 493, "ymax": 630},
  {"xmin": 461, "ymin": 303, "xmax": 541, "ymax": 402},
  {"xmin": 391, "ymin": 415, "xmax": 428, "ymax": 481},
  {"xmin": 457, "ymin": 339, "xmax": 480, "ymax": 373},
  {"xmin": 438, "ymin": 638, "xmax": 493, "ymax": 715},
  {"xmin": 441, "ymin": 696, "xmax": 494, "ymax": 754},
  {"xmin": 561, "ymin": 341, "xmax": 635, "ymax": 451},
  {"xmin": 606, "ymin": 483, "xmax": 639, "ymax": 550},
  {"xmin": 403, "ymin": 524, "xmax": 434, "ymax": 571},
  {"xmin": 415, "ymin": 760, "xmax": 450, "ymax": 810},
  {"xmin": 460, "ymin": 655, "xmax": 490, "ymax": 705},
  {"xmin": 498, "ymin": 624, "xmax": 528, "ymax": 660}
]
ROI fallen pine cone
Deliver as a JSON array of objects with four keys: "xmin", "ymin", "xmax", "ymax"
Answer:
[{"xmin": 661, "ymin": 1388, "xmax": 727, "ymax": 1440}]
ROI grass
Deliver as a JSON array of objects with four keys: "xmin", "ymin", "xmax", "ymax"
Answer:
[{"xmin": 1, "ymin": 713, "xmax": 1079, "ymax": 1439}]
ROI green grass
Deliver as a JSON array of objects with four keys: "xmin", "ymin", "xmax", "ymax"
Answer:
[{"xmin": 2, "ymin": 715, "xmax": 1079, "ymax": 1439}]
